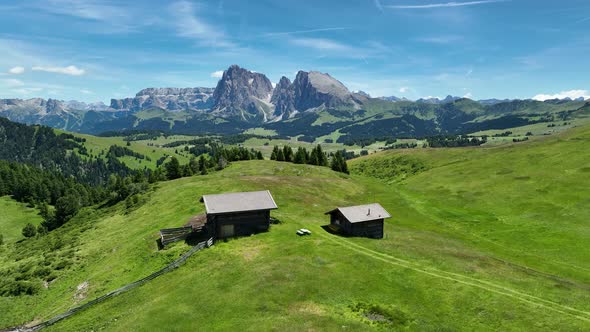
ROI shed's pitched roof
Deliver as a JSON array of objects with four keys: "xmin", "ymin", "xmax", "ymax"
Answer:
[
  {"xmin": 325, "ymin": 203, "xmax": 391, "ymax": 223},
  {"xmin": 200, "ymin": 190, "xmax": 278, "ymax": 215}
]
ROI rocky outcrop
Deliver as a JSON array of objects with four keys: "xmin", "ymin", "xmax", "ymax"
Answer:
[
  {"xmin": 270, "ymin": 76, "xmax": 295, "ymax": 119},
  {"xmin": 291, "ymin": 70, "xmax": 358, "ymax": 111},
  {"xmin": 211, "ymin": 65, "xmax": 274, "ymax": 122},
  {"xmin": 110, "ymin": 87, "xmax": 214, "ymax": 112}
]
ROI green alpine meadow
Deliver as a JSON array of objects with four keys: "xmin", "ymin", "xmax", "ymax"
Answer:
[
  {"xmin": 1, "ymin": 122, "xmax": 589, "ymax": 331},
  {"xmin": 2, "ymin": 1, "xmax": 590, "ymax": 330}
]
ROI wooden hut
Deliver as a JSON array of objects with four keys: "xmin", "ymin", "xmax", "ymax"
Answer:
[
  {"xmin": 200, "ymin": 190, "xmax": 278, "ymax": 239},
  {"xmin": 325, "ymin": 203, "xmax": 390, "ymax": 239}
]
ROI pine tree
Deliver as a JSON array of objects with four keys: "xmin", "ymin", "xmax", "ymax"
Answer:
[
  {"xmin": 276, "ymin": 148, "xmax": 285, "ymax": 161},
  {"xmin": 330, "ymin": 151, "xmax": 349, "ymax": 174},
  {"xmin": 293, "ymin": 147, "xmax": 307, "ymax": 164},
  {"xmin": 331, "ymin": 152, "xmax": 342, "ymax": 173},
  {"xmin": 270, "ymin": 146, "xmax": 280, "ymax": 160},
  {"xmin": 316, "ymin": 145, "xmax": 328, "ymax": 166},
  {"xmin": 189, "ymin": 157, "xmax": 199, "ymax": 174},
  {"xmin": 165, "ymin": 157, "xmax": 181, "ymax": 180},
  {"xmin": 256, "ymin": 151, "xmax": 264, "ymax": 160},
  {"xmin": 283, "ymin": 146, "xmax": 293, "ymax": 162},
  {"xmin": 199, "ymin": 155, "xmax": 208, "ymax": 175},
  {"xmin": 341, "ymin": 157, "xmax": 349, "ymax": 174}
]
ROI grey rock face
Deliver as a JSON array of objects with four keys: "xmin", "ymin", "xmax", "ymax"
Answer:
[
  {"xmin": 110, "ymin": 87, "xmax": 214, "ymax": 112},
  {"xmin": 270, "ymin": 76, "xmax": 295, "ymax": 119},
  {"xmin": 291, "ymin": 70, "xmax": 357, "ymax": 111},
  {"xmin": 212, "ymin": 65, "xmax": 274, "ymax": 122}
]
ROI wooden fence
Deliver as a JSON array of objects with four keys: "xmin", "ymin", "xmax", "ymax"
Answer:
[
  {"xmin": 4, "ymin": 237, "xmax": 214, "ymax": 332},
  {"xmin": 159, "ymin": 226, "xmax": 194, "ymax": 246}
]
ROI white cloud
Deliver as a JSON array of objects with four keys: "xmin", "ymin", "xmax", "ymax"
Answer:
[
  {"xmin": 11, "ymin": 87, "xmax": 43, "ymax": 95},
  {"xmin": 210, "ymin": 70, "xmax": 224, "ymax": 78},
  {"xmin": 39, "ymin": 0, "xmax": 127, "ymax": 21},
  {"xmin": 415, "ymin": 35, "xmax": 463, "ymax": 44},
  {"xmin": 464, "ymin": 92, "xmax": 473, "ymax": 98},
  {"xmin": 388, "ymin": 0, "xmax": 508, "ymax": 9},
  {"xmin": 170, "ymin": 1, "xmax": 235, "ymax": 48},
  {"xmin": 32, "ymin": 65, "xmax": 85, "ymax": 76},
  {"xmin": 264, "ymin": 27, "xmax": 347, "ymax": 37},
  {"xmin": 1, "ymin": 78, "xmax": 25, "ymax": 87},
  {"xmin": 8, "ymin": 66, "xmax": 25, "ymax": 74},
  {"xmin": 399, "ymin": 87, "xmax": 409, "ymax": 93},
  {"xmin": 80, "ymin": 89, "xmax": 93, "ymax": 94},
  {"xmin": 290, "ymin": 37, "xmax": 353, "ymax": 52},
  {"xmin": 532, "ymin": 90, "xmax": 589, "ymax": 101}
]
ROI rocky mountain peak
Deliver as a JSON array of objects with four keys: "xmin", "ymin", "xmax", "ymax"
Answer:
[
  {"xmin": 271, "ymin": 76, "xmax": 295, "ymax": 119},
  {"xmin": 291, "ymin": 70, "xmax": 357, "ymax": 111},
  {"xmin": 212, "ymin": 65, "xmax": 275, "ymax": 122},
  {"xmin": 110, "ymin": 87, "xmax": 214, "ymax": 112}
]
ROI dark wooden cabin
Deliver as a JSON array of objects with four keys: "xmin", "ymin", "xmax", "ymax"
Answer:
[
  {"xmin": 325, "ymin": 203, "xmax": 391, "ymax": 239},
  {"xmin": 200, "ymin": 190, "xmax": 278, "ymax": 239}
]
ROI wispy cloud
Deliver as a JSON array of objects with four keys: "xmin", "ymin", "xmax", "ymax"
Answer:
[
  {"xmin": 399, "ymin": 86, "xmax": 409, "ymax": 93},
  {"xmin": 415, "ymin": 35, "xmax": 463, "ymax": 44},
  {"xmin": 388, "ymin": 0, "xmax": 508, "ymax": 9},
  {"xmin": 374, "ymin": 0, "xmax": 384, "ymax": 12},
  {"xmin": 39, "ymin": 0, "xmax": 127, "ymax": 21},
  {"xmin": 1, "ymin": 78, "xmax": 25, "ymax": 87},
  {"xmin": 210, "ymin": 70, "xmax": 224, "ymax": 78},
  {"xmin": 169, "ymin": 1, "xmax": 236, "ymax": 48},
  {"xmin": 290, "ymin": 37, "xmax": 353, "ymax": 52},
  {"xmin": 264, "ymin": 27, "xmax": 348, "ymax": 37},
  {"xmin": 32, "ymin": 65, "xmax": 86, "ymax": 76},
  {"xmin": 80, "ymin": 89, "xmax": 93, "ymax": 94},
  {"xmin": 8, "ymin": 66, "xmax": 25, "ymax": 74},
  {"xmin": 533, "ymin": 89, "xmax": 589, "ymax": 101}
]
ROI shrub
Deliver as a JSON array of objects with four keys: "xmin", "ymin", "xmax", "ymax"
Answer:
[
  {"xmin": 22, "ymin": 223, "xmax": 37, "ymax": 238},
  {"xmin": 0, "ymin": 280, "xmax": 41, "ymax": 296}
]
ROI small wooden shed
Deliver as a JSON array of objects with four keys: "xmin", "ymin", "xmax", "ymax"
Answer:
[
  {"xmin": 200, "ymin": 190, "xmax": 278, "ymax": 239},
  {"xmin": 325, "ymin": 203, "xmax": 390, "ymax": 239}
]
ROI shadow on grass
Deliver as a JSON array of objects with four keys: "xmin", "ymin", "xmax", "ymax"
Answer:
[{"xmin": 321, "ymin": 224, "xmax": 344, "ymax": 236}]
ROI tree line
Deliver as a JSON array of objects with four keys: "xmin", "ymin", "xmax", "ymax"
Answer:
[{"xmin": 269, "ymin": 145, "xmax": 348, "ymax": 174}]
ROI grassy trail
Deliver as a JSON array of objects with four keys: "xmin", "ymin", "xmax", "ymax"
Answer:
[{"xmin": 308, "ymin": 226, "xmax": 590, "ymax": 323}]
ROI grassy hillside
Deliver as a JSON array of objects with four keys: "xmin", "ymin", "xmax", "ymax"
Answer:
[
  {"xmin": 1, "ymin": 126, "xmax": 589, "ymax": 330},
  {"xmin": 0, "ymin": 197, "xmax": 43, "ymax": 243},
  {"xmin": 68, "ymin": 133, "xmax": 192, "ymax": 169}
]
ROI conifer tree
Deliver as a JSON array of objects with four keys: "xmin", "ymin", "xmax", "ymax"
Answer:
[
  {"xmin": 276, "ymin": 148, "xmax": 285, "ymax": 161},
  {"xmin": 270, "ymin": 146, "xmax": 280, "ymax": 160},
  {"xmin": 199, "ymin": 155, "xmax": 208, "ymax": 175}
]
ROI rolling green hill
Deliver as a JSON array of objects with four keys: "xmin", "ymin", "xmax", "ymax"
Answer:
[
  {"xmin": 0, "ymin": 197, "xmax": 43, "ymax": 243},
  {"xmin": 1, "ymin": 125, "xmax": 589, "ymax": 331}
]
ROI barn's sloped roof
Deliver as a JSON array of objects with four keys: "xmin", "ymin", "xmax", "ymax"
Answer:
[
  {"xmin": 325, "ymin": 203, "xmax": 391, "ymax": 223},
  {"xmin": 200, "ymin": 190, "xmax": 278, "ymax": 215}
]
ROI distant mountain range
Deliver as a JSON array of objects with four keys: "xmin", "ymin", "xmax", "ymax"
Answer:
[{"xmin": 1, "ymin": 64, "xmax": 588, "ymax": 142}]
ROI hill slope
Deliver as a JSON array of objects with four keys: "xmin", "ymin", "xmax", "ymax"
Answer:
[{"xmin": 1, "ymin": 126, "xmax": 589, "ymax": 331}]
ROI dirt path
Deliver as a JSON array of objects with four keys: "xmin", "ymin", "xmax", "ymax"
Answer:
[{"xmin": 316, "ymin": 231, "xmax": 590, "ymax": 323}]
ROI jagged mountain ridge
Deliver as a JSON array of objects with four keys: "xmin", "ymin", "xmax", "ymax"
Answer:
[
  {"xmin": 1, "ymin": 64, "xmax": 588, "ymax": 138},
  {"xmin": 110, "ymin": 87, "xmax": 214, "ymax": 112}
]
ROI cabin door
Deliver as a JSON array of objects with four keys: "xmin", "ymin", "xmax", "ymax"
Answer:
[{"xmin": 219, "ymin": 224, "xmax": 235, "ymax": 238}]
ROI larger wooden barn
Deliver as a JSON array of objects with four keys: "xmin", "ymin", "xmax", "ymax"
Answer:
[
  {"xmin": 200, "ymin": 190, "xmax": 278, "ymax": 239},
  {"xmin": 325, "ymin": 203, "xmax": 391, "ymax": 239}
]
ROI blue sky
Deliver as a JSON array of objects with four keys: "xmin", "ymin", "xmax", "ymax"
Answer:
[{"xmin": 1, "ymin": 0, "xmax": 589, "ymax": 102}]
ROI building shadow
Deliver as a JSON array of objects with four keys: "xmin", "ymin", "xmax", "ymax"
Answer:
[
  {"xmin": 184, "ymin": 230, "xmax": 211, "ymax": 246},
  {"xmin": 321, "ymin": 224, "xmax": 346, "ymax": 236}
]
